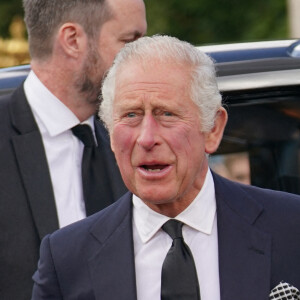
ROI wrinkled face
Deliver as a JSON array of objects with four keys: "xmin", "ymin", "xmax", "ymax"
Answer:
[
  {"xmin": 76, "ymin": 0, "xmax": 147, "ymax": 103},
  {"xmin": 111, "ymin": 60, "xmax": 220, "ymax": 216}
]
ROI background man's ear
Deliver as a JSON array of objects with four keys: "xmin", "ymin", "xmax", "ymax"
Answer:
[
  {"xmin": 204, "ymin": 107, "xmax": 228, "ymax": 154},
  {"xmin": 57, "ymin": 23, "xmax": 87, "ymax": 58}
]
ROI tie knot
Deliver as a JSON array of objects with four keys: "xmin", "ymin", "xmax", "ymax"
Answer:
[
  {"xmin": 72, "ymin": 124, "xmax": 95, "ymax": 147},
  {"xmin": 162, "ymin": 219, "xmax": 183, "ymax": 240}
]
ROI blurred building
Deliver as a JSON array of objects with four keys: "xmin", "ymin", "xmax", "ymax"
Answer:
[{"xmin": 0, "ymin": 16, "xmax": 30, "ymax": 68}]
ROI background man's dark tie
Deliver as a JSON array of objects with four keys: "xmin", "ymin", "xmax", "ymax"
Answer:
[
  {"xmin": 161, "ymin": 219, "xmax": 201, "ymax": 300},
  {"xmin": 72, "ymin": 124, "xmax": 112, "ymax": 215}
]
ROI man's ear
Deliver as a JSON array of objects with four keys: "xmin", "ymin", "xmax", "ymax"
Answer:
[
  {"xmin": 110, "ymin": 132, "xmax": 115, "ymax": 153},
  {"xmin": 57, "ymin": 23, "xmax": 86, "ymax": 58},
  {"xmin": 204, "ymin": 107, "xmax": 228, "ymax": 154}
]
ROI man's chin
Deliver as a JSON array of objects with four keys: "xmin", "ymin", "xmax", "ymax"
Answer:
[
  {"xmin": 135, "ymin": 187, "xmax": 168, "ymax": 200},
  {"xmin": 139, "ymin": 192, "xmax": 176, "ymax": 208}
]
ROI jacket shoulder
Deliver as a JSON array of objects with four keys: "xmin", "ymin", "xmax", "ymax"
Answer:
[{"xmin": 48, "ymin": 192, "xmax": 132, "ymax": 247}]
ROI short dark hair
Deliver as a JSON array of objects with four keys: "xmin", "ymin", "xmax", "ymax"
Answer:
[{"xmin": 23, "ymin": 0, "xmax": 112, "ymax": 59}]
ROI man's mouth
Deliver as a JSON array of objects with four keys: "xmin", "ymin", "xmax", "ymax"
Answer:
[
  {"xmin": 141, "ymin": 165, "xmax": 168, "ymax": 172},
  {"xmin": 137, "ymin": 163, "xmax": 172, "ymax": 179}
]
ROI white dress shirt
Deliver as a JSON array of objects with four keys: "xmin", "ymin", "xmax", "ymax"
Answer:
[
  {"xmin": 132, "ymin": 169, "xmax": 220, "ymax": 300},
  {"xmin": 24, "ymin": 71, "xmax": 96, "ymax": 228}
]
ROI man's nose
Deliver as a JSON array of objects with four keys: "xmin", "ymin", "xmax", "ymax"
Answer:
[{"xmin": 137, "ymin": 114, "xmax": 159, "ymax": 151}]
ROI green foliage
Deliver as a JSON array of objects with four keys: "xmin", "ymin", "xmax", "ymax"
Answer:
[
  {"xmin": 0, "ymin": 0, "xmax": 23, "ymax": 38},
  {"xmin": 145, "ymin": 0, "xmax": 288, "ymax": 46},
  {"xmin": 0, "ymin": 0, "xmax": 288, "ymax": 44}
]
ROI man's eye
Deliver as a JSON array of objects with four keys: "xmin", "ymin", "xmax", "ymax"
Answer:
[
  {"xmin": 122, "ymin": 40, "xmax": 132, "ymax": 44},
  {"xmin": 127, "ymin": 112, "xmax": 136, "ymax": 118},
  {"xmin": 121, "ymin": 37, "xmax": 138, "ymax": 44},
  {"xmin": 163, "ymin": 111, "xmax": 173, "ymax": 116},
  {"xmin": 124, "ymin": 39, "xmax": 135, "ymax": 43}
]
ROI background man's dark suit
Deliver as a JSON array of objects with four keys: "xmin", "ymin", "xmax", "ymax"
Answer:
[
  {"xmin": 0, "ymin": 85, "xmax": 127, "ymax": 299},
  {"xmin": 32, "ymin": 173, "xmax": 300, "ymax": 300}
]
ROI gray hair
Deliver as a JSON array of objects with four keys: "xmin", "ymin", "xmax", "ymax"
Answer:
[
  {"xmin": 23, "ymin": 0, "xmax": 111, "ymax": 59},
  {"xmin": 100, "ymin": 35, "xmax": 222, "ymax": 133}
]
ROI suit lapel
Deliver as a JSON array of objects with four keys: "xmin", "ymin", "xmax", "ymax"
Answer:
[
  {"xmin": 213, "ymin": 173, "xmax": 272, "ymax": 300},
  {"xmin": 10, "ymin": 86, "xmax": 58, "ymax": 239},
  {"xmin": 87, "ymin": 193, "xmax": 137, "ymax": 300}
]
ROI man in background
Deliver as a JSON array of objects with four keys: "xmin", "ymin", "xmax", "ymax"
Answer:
[
  {"xmin": 32, "ymin": 35, "xmax": 300, "ymax": 299},
  {"xmin": 0, "ymin": 0, "xmax": 146, "ymax": 298}
]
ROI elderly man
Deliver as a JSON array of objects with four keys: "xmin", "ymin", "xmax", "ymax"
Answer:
[
  {"xmin": 0, "ymin": 0, "xmax": 146, "ymax": 298},
  {"xmin": 32, "ymin": 36, "xmax": 300, "ymax": 300}
]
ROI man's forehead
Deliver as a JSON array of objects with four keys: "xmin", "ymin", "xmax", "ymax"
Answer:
[
  {"xmin": 108, "ymin": 0, "xmax": 146, "ymax": 18},
  {"xmin": 113, "ymin": 93, "xmax": 196, "ymax": 117},
  {"xmin": 115, "ymin": 65, "xmax": 190, "ymax": 103},
  {"xmin": 116, "ymin": 59, "xmax": 190, "ymax": 82},
  {"xmin": 115, "ymin": 83, "xmax": 179, "ymax": 101},
  {"xmin": 114, "ymin": 72, "xmax": 193, "ymax": 110}
]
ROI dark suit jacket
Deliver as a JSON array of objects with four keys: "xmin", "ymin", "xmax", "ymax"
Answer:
[
  {"xmin": 31, "ymin": 173, "xmax": 300, "ymax": 300},
  {"xmin": 0, "ymin": 85, "xmax": 127, "ymax": 300}
]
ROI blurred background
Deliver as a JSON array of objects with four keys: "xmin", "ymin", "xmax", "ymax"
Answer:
[{"xmin": 0, "ymin": 0, "xmax": 299, "ymax": 67}]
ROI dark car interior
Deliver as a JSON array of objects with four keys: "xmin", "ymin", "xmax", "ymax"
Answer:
[{"xmin": 212, "ymin": 85, "xmax": 300, "ymax": 195}]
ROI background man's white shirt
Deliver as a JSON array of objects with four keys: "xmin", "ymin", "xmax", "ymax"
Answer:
[{"xmin": 24, "ymin": 71, "xmax": 96, "ymax": 228}]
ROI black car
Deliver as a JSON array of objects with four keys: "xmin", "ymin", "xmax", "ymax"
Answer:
[
  {"xmin": 0, "ymin": 64, "xmax": 30, "ymax": 97},
  {"xmin": 202, "ymin": 39, "xmax": 300, "ymax": 194},
  {"xmin": 1, "ymin": 39, "xmax": 300, "ymax": 194}
]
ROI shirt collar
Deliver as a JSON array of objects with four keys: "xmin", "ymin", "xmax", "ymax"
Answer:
[
  {"xmin": 133, "ymin": 169, "xmax": 216, "ymax": 243},
  {"xmin": 24, "ymin": 70, "xmax": 95, "ymax": 136}
]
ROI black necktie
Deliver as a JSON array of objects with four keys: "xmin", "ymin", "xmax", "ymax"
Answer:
[
  {"xmin": 72, "ymin": 124, "xmax": 111, "ymax": 215},
  {"xmin": 161, "ymin": 219, "xmax": 201, "ymax": 300}
]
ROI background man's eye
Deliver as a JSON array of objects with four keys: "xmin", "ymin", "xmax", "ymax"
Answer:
[{"xmin": 164, "ymin": 111, "xmax": 173, "ymax": 116}]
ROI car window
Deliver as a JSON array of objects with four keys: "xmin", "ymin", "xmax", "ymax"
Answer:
[{"xmin": 210, "ymin": 86, "xmax": 300, "ymax": 195}]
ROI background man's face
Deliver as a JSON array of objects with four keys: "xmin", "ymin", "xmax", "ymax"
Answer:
[
  {"xmin": 97, "ymin": 0, "xmax": 147, "ymax": 72},
  {"xmin": 111, "ymin": 60, "xmax": 211, "ymax": 215},
  {"xmin": 77, "ymin": 0, "xmax": 147, "ymax": 103}
]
